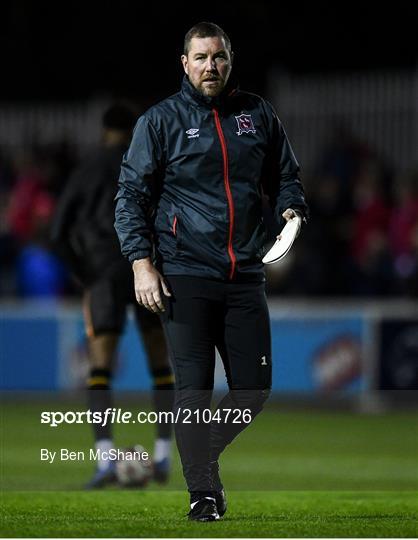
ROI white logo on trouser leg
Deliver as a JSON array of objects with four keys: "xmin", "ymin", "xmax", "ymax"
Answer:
[{"xmin": 260, "ymin": 355, "xmax": 267, "ymax": 366}]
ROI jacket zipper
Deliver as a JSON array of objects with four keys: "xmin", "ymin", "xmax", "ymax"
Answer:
[{"xmin": 213, "ymin": 108, "xmax": 236, "ymax": 280}]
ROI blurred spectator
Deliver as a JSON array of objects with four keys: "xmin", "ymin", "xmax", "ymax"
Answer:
[
  {"xmin": 0, "ymin": 149, "xmax": 18, "ymax": 295},
  {"xmin": 7, "ymin": 149, "xmax": 57, "ymax": 242},
  {"xmin": 404, "ymin": 224, "xmax": 418, "ymax": 296},
  {"xmin": 16, "ymin": 244, "xmax": 68, "ymax": 297},
  {"xmin": 347, "ymin": 159, "xmax": 395, "ymax": 296},
  {"xmin": 2, "ymin": 143, "xmax": 75, "ymax": 298},
  {"xmin": 389, "ymin": 171, "xmax": 418, "ymax": 296},
  {"xmin": 317, "ymin": 122, "xmax": 372, "ymax": 198},
  {"xmin": 297, "ymin": 173, "xmax": 352, "ymax": 295}
]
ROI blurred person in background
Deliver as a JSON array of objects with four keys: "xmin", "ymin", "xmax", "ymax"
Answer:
[
  {"xmin": 293, "ymin": 128, "xmax": 371, "ymax": 297},
  {"xmin": 0, "ymin": 149, "xmax": 18, "ymax": 295},
  {"xmin": 7, "ymin": 150, "xmax": 56, "ymax": 243},
  {"xmin": 275, "ymin": 173, "xmax": 349, "ymax": 296},
  {"xmin": 389, "ymin": 171, "xmax": 418, "ymax": 296},
  {"xmin": 50, "ymin": 104, "xmax": 174, "ymax": 488},
  {"xmin": 114, "ymin": 22, "xmax": 308, "ymax": 521},
  {"xmin": 348, "ymin": 159, "xmax": 395, "ymax": 295},
  {"xmin": 316, "ymin": 122, "xmax": 371, "ymax": 197},
  {"xmin": 5, "ymin": 146, "xmax": 71, "ymax": 297}
]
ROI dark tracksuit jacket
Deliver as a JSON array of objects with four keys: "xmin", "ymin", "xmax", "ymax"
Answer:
[
  {"xmin": 114, "ymin": 78, "xmax": 308, "ymax": 493},
  {"xmin": 114, "ymin": 76, "xmax": 308, "ymax": 282}
]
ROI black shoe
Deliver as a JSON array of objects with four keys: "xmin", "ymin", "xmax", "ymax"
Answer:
[
  {"xmin": 214, "ymin": 488, "xmax": 227, "ymax": 517},
  {"xmin": 188, "ymin": 498, "xmax": 220, "ymax": 522}
]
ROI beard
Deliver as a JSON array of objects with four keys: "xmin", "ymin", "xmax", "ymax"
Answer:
[
  {"xmin": 192, "ymin": 74, "xmax": 227, "ymax": 97},
  {"xmin": 199, "ymin": 79, "xmax": 224, "ymax": 97}
]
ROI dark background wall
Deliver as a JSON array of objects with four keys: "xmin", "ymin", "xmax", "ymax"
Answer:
[{"xmin": 2, "ymin": 1, "xmax": 417, "ymax": 103}]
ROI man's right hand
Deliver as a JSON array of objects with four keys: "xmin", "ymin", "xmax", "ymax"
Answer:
[{"xmin": 132, "ymin": 258, "xmax": 171, "ymax": 313}]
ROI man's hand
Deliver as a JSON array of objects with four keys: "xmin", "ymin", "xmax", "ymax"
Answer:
[
  {"xmin": 277, "ymin": 208, "xmax": 301, "ymax": 240},
  {"xmin": 132, "ymin": 258, "xmax": 171, "ymax": 313},
  {"xmin": 282, "ymin": 208, "xmax": 299, "ymax": 222}
]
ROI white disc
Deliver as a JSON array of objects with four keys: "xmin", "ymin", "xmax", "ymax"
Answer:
[{"xmin": 262, "ymin": 215, "xmax": 301, "ymax": 264}]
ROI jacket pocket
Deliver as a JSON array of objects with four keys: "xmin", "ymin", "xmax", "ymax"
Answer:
[
  {"xmin": 154, "ymin": 207, "xmax": 179, "ymax": 258},
  {"xmin": 171, "ymin": 206, "xmax": 226, "ymax": 266}
]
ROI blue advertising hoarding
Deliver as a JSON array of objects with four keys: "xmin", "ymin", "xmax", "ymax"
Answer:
[{"xmin": 1, "ymin": 304, "xmax": 367, "ymax": 393}]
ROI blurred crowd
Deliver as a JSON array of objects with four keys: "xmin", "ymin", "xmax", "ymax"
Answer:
[{"xmin": 0, "ymin": 131, "xmax": 417, "ymax": 300}]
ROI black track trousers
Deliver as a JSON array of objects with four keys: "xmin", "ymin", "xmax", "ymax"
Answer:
[{"xmin": 160, "ymin": 276, "xmax": 272, "ymax": 493}]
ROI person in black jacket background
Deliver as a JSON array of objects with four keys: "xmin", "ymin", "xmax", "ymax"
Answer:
[
  {"xmin": 114, "ymin": 22, "xmax": 308, "ymax": 521},
  {"xmin": 51, "ymin": 104, "xmax": 174, "ymax": 489}
]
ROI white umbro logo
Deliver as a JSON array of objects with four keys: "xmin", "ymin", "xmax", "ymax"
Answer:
[
  {"xmin": 261, "ymin": 355, "xmax": 268, "ymax": 366},
  {"xmin": 186, "ymin": 128, "xmax": 200, "ymax": 139}
]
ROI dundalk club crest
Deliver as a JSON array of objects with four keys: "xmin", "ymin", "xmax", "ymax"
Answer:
[{"xmin": 235, "ymin": 113, "xmax": 256, "ymax": 136}]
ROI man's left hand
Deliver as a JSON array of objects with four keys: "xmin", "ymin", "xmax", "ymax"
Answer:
[
  {"xmin": 277, "ymin": 208, "xmax": 301, "ymax": 240},
  {"xmin": 282, "ymin": 208, "xmax": 299, "ymax": 222}
]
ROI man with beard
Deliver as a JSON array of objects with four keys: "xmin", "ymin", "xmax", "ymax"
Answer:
[{"xmin": 115, "ymin": 22, "xmax": 308, "ymax": 520}]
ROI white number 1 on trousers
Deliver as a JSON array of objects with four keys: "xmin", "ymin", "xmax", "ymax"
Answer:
[{"xmin": 261, "ymin": 355, "xmax": 268, "ymax": 366}]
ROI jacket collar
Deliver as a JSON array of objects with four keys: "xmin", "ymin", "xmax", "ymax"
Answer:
[{"xmin": 180, "ymin": 75, "xmax": 238, "ymax": 110}]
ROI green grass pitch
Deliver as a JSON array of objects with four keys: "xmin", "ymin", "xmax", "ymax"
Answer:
[{"xmin": 1, "ymin": 397, "xmax": 417, "ymax": 537}]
